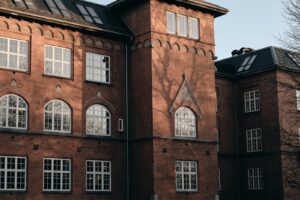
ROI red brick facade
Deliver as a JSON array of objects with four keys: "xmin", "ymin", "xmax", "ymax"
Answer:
[{"xmin": 0, "ymin": 0, "xmax": 228, "ymax": 200}]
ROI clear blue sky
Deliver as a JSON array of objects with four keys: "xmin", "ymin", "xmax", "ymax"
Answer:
[{"xmin": 89, "ymin": 0, "xmax": 286, "ymax": 59}]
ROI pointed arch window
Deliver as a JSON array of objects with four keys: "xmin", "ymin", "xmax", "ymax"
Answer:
[
  {"xmin": 86, "ymin": 105, "xmax": 111, "ymax": 136},
  {"xmin": 175, "ymin": 107, "xmax": 196, "ymax": 137},
  {"xmin": 0, "ymin": 94, "xmax": 27, "ymax": 129},
  {"xmin": 44, "ymin": 100, "xmax": 71, "ymax": 133}
]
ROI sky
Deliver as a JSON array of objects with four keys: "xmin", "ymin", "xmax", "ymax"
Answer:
[{"xmin": 89, "ymin": 0, "xmax": 287, "ymax": 59}]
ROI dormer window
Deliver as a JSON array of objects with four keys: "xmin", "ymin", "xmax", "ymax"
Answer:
[
  {"xmin": 287, "ymin": 53, "xmax": 300, "ymax": 67},
  {"xmin": 166, "ymin": 11, "xmax": 199, "ymax": 40},
  {"xmin": 45, "ymin": 0, "xmax": 71, "ymax": 17},
  {"xmin": 13, "ymin": 0, "xmax": 36, "ymax": 10},
  {"xmin": 237, "ymin": 55, "xmax": 257, "ymax": 72},
  {"xmin": 76, "ymin": 4, "xmax": 103, "ymax": 24}
]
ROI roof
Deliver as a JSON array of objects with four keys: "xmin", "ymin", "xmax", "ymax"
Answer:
[
  {"xmin": 215, "ymin": 46, "xmax": 300, "ymax": 78},
  {"xmin": 109, "ymin": 0, "xmax": 228, "ymax": 17},
  {"xmin": 0, "ymin": 0, "xmax": 132, "ymax": 39}
]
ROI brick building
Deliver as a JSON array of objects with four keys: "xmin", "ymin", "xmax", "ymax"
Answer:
[
  {"xmin": 0, "ymin": 0, "xmax": 228, "ymax": 200},
  {"xmin": 216, "ymin": 47, "xmax": 300, "ymax": 200}
]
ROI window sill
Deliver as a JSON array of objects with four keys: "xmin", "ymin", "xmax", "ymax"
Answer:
[
  {"xmin": 0, "ymin": 128, "xmax": 27, "ymax": 133},
  {"xmin": 43, "ymin": 131, "xmax": 72, "ymax": 136},
  {"xmin": 0, "ymin": 67, "xmax": 29, "ymax": 74},
  {"xmin": 86, "ymin": 134, "xmax": 112, "ymax": 139},
  {"xmin": 0, "ymin": 190, "xmax": 26, "ymax": 193},
  {"xmin": 166, "ymin": 33, "xmax": 200, "ymax": 42},
  {"xmin": 85, "ymin": 80, "xmax": 112, "ymax": 86},
  {"xmin": 86, "ymin": 191, "xmax": 112, "ymax": 194},
  {"xmin": 176, "ymin": 190, "xmax": 199, "ymax": 193},
  {"xmin": 42, "ymin": 74, "xmax": 73, "ymax": 81},
  {"xmin": 43, "ymin": 191, "xmax": 72, "ymax": 194}
]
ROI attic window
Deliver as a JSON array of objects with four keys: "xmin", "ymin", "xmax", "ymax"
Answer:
[
  {"xmin": 237, "ymin": 55, "xmax": 257, "ymax": 72},
  {"xmin": 76, "ymin": 4, "xmax": 103, "ymax": 24},
  {"xmin": 287, "ymin": 53, "xmax": 300, "ymax": 67},
  {"xmin": 54, "ymin": 0, "xmax": 71, "ymax": 17},
  {"xmin": 45, "ymin": 0, "xmax": 70, "ymax": 17},
  {"xmin": 13, "ymin": 0, "xmax": 36, "ymax": 9}
]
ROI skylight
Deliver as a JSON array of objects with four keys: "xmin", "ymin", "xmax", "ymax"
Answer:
[
  {"xmin": 45, "ymin": 0, "xmax": 61, "ymax": 15},
  {"xmin": 13, "ymin": 0, "xmax": 36, "ymax": 10},
  {"xmin": 287, "ymin": 53, "xmax": 300, "ymax": 67},
  {"xmin": 237, "ymin": 55, "xmax": 257, "ymax": 72},
  {"xmin": 76, "ymin": 4, "xmax": 103, "ymax": 24},
  {"xmin": 54, "ymin": 0, "xmax": 71, "ymax": 17},
  {"xmin": 45, "ymin": 0, "xmax": 71, "ymax": 17}
]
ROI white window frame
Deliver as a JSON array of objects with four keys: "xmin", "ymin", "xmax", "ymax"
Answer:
[
  {"xmin": 86, "ymin": 160, "xmax": 111, "ymax": 192},
  {"xmin": 118, "ymin": 118, "xmax": 124, "ymax": 132},
  {"xmin": 246, "ymin": 128, "xmax": 262, "ymax": 152},
  {"xmin": 0, "ymin": 36, "xmax": 28, "ymax": 72},
  {"xmin": 296, "ymin": 90, "xmax": 300, "ymax": 111},
  {"xmin": 175, "ymin": 107, "xmax": 196, "ymax": 138},
  {"xmin": 0, "ymin": 94, "xmax": 28, "ymax": 130},
  {"xmin": 86, "ymin": 105, "xmax": 111, "ymax": 136},
  {"xmin": 175, "ymin": 161, "xmax": 198, "ymax": 192},
  {"xmin": 44, "ymin": 45, "xmax": 71, "ymax": 78},
  {"xmin": 177, "ymin": 14, "xmax": 188, "ymax": 37},
  {"xmin": 248, "ymin": 168, "xmax": 263, "ymax": 190},
  {"xmin": 167, "ymin": 11, "xmax": 176, "ymax": 34},
  {"xmin": 44, "ymin": 99, "xmax": 71, "ymax": 133},
  {"xmin": 0, "ymin": 156, "xmax": 27, "ymax": 191},
  {"xmin": 86, "ymin": 52, "xmax": 110, "ymax": 84},
  {"xmin": 189, "ymin": 17, "xmax": 199, "ymax": 39},
  {"xmin": 43, "ymin": 158, "xmax": 71, "ymax": 192},
  {"xmin": 244, "ymin": 90, "xmax": 260, "ymax": 113}
]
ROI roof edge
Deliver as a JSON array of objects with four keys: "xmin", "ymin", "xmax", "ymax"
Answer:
[{"xmin": 109, "ymin": 0, "xmax": 228, "ymax": 17}]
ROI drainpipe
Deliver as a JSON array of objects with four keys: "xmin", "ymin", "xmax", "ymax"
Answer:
[
  {"xmin": 125, "ymin": 43, "xmax": 130, "ymax": 200},
  {"xmin": 233, "ymin": 78, "xmax": 241, "ymax": 200}
]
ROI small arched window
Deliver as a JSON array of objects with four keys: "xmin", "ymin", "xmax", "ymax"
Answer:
[
  {"xmin": 0, "ymin": 94, "xmax": 27, "ymax": 129},
  {"xmin": 44, "ymin": 100, "xmax": 71, "ymax": 133},
  {"xmin": 86, "ymin": 105, "xmax": 110, "ymax": 136},
  {"xmin": 175, "ymin": 107, "xmax": 196, "ymax": 137}
]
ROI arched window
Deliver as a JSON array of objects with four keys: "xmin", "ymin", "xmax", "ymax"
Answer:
[
  {"xmin": 0, "ymin": 94, "xmax": 27, "ymax": 129},
  {"xmin": 86, "ymin": 105, "xmax": 110, "ymax": 136},
  {"xmin": 44, "ymin": 100, "xmax": 71, "ymax": 133},
  {"xmin": 175, "ymin": 107, "xmax": 196, "ymax": 137}
]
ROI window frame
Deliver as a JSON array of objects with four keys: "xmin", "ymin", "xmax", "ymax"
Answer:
[
  {"xmin": 189, "ymin": 17, "xmax": 199, "ymax": 39},
  {"xmin": 86, "ymin": 104, "xmax": 111, "ymax": 136},
  {"xmin": 175, "ymin": 160, "xmax": 198, "ymax": 192},
  {"xmin": 246, "ymin": 128, "xmax": 263, "ymax": 152},
  {"xmin": 44, "ymin": 45, "xmax": 72, "ymax": 79},
  {"xmin": 0, "ymin": 156, "xmax": 27, "ymax": 191},
  {"xmin": 0, "ymin": 94, "xmax": 28, "ymax": 130},
  {"xmin": 0, "ymin": 36, "xmax": 29, "ymax": 72},
  {"xmin": 177, "ymin": 14, "xmax": 188, "ymax": 37},
  {"xmin": 296, "ymin": 89, "xmax": 300, "ymax": 111},
  {"xmin": 43, "ymin": 158, "xmax": 71, "ymax": 192},
  {"xmin": 86, "ymin": 160, "xmax": 111, "ymax": 192},
  {"xmin": 248, "ymin": 168, "xmax": 263, "ymax": 190},
  {"xmin": 85, "ymin": 52, "xmax": 111, "ymax": 84},
  {"xmin": 43, "ymin": 99, "xmax": 72, "ymax": 134},
  {"xmin": 166, "ymin": 11, "xmax": 176, "ymax": 34},
  {"xmin": 244, "ymin": 90, "xmax": 260, "ymax": 113},
  {"xmin": 174, "ymin": 107, "xmax": 197, "ymax": 138}
]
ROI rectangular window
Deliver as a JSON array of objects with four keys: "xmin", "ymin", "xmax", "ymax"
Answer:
[
  {"xmin": 244, "ymin": 90, "xmax": 260, "ymax": 113},
  {"xmin": 118, "ymin": 118, "xmax": 124, "ymax": 132},
  {"xmin": 177, "ymin": 14, "xmax": 188, "ymax": 37},
  {"xmin": 296, "ymin": 90, "xmax": 300, "ymax": 111},
  {"xmin": 176, "ymin": 161, "xmax": 197, "ymax": 192},
  {"xmin": 0, "ymin": 156, "xmax": 26, "ymax": 191},
  {"xmin": 189, "ymin": 17, "xmax": 199, "ymax": 39},
  {"xmin": 86, "ymin": 160, "xmax": 111, "ymax": 192},
  {"xmin": 248, "ymin": 168, "xmax": 263, "ymax": 190},
  {"xmin": 44, "ymin": 45, "xmax": 71, "ymax": 78},
  {"xmin": 246, "ymin": 128, "xmax": 262, "ymax": 152},
  {"xmin": 167, "ymin": 11, "xmax": 176, "ymax": 34},
  {"xmin": 0, "ymin": 37, "xmax": 28, "ymax": 72},
  {"xmin": 86, "ymin": 52, "xmax": 110, "ymax": 83},
  {"xmin": 43, "ymin": 158, "xmax": 71, "ymax": 192}
]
